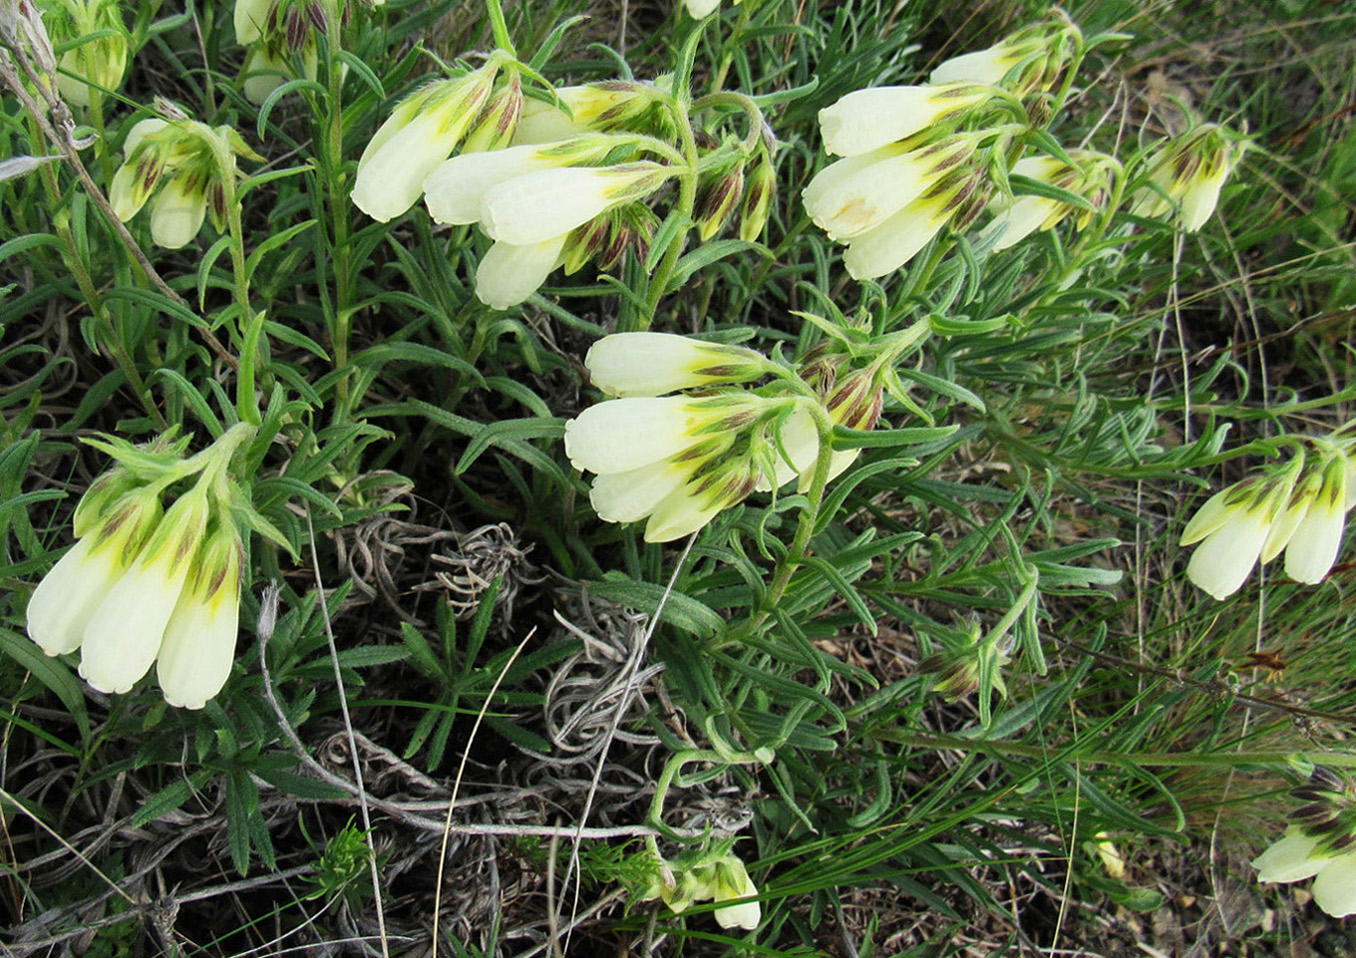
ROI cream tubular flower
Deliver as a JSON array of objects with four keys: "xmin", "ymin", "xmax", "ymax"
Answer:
[
  {"xmin": 149, "ymin": 174, "xmax": 208, "ymax": 249},
  {"xmin": 351, "ymin": 67, "xmax": 497, "ymax": 222},
  {"xmin": 78, "ymin": 490, "xmax": 209, "ymax": 695},
  {"xmin": 818, "ymin": 84, "xmax": 990, "ymax": 157},
  {"xmin": 1131, "ymin": 124, "xmax": 1244, "ymax": 233},
  {"xmin": 423, "ymin": 143, "xmax": 570, "ymax": 225},
  {"xmin": 986, "ymin": 155, "xmax": 1066, "ymax": 250},
  {"xmin": 1253, "ymin": 827, "xmax": 1356, "ymax": 919},
  {"xmin": 26, "ymin": 490, "xmax": 161, "ymax": 656},
  {"xmin": 479, "ymin": 162, "xmax": 670, "ymax": 246},
  {"xmin": 156, "ymin": 525, "xmax": 243, "ymax": 709},
  {"xmin": 1281, "ymin": 456, "xmax": 1348, "ymax": 584},
  {"xmin": 1180, "ymin": 487, "xmax": 1274, "ymax": 601},
  {"xmin": 1312, "ymin": 854, "xmax": 1356, "ymax": 918},
  {"xmin": 474, "ymin": 234, "xmax": 570, "ymax": 310},
  {"xmin": 841, "ymin": 191, "xmax": 955, "ymax": 280},
  {"xmin": 565, "ymin": 395, "xmax": 767, "ymax": 542},
  {"xmin": 710, "ymin": 857, "xmax": 760, "ymax": 930},
  {"xmin": 684, "ymin": 0, "xmax": 721, "ymax": 18},
  {"xmin": 803, "ymin": 142, "xmax": 955, "ymax": 240},
  {"xmin": 584, "ymin": 333, "xmax": 769, "ymax": 398},
  {"xmin": 929, "ymin": 45, "xmax": 1023, "ymax": 87}
]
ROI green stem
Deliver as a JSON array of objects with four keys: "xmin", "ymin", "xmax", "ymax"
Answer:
[
  {"xmin": 642, "ymin": 98, "xmax": 700, "ymax": 326},
  {"xmin": 484, "ymin": 0, "xmax": 516, "ymax": 56},
  {"xmin": 872, "ymin": 729, "xmax": 1353, "ymax": 771},
  {"xmin": 321, "ymin": 0, "xmax": 355, "ymax": 418}
]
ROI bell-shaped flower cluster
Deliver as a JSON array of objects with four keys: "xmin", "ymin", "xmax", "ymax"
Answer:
[
  {"xmin": 356, "ymin": 62, "xmax": 777, "ymax": 308},
  {"xmin": 564, "ymin": 333, "xmax": 818, "ymax": 542},
  {"xmin": 233, "ymin": 0, "xmax": 324, "ymax": 105},
  {"xmin": 25, "ymin": 425, "xmax": 260, "ymax": 709},
  {"xmin": 109, "ymin": 108, "xmax": 261, "ymax": 248},
  {"xmin": 1253, "ymin": 769, "xmax": 1356, "ymax": 919},
  {"xmin": 641, "ymin": 845, "xmax": 761, "ymax": 930},
  {"xmin": 350, "ymin": 58, "xmax": 508, "ymax": 222},
  {"xmin": 1130, "ymin": 123, "xmax": 1245, "ymax": 232},
  {"xmin": 425, "ymin": 135, "xmax": 675, "ymax": 309},
  {"xmin": 37, "ymin": 0, "xmax": 129, "ymax": 108},
  {"xmin": 564, "ymin": 329, "xmax": 913, "ymax": 541},
  {"xmin": 1180, "ymin": 437, "xmax": 1356, "ymax": 600},
  {"xmin": 804, "ymin": 16, "xmax": 1088, "ymax": 279},
  {"xmin": 983, "ymin": 150, "xmax": 1118, "ymax": 251}
]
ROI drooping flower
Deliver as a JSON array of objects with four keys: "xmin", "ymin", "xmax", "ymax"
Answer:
[
  {"xmin": 1180, "ymin": 443, "xmax": 1353, "ymax": 599},
  {"xmin": 1130, "ymin": 124, "xmax": 1245, "ymax": 233},
  {"xmin": 351, "ymin": 62, "xmax": 501, "ymax": 222},
  {"xmin": 1254, "ymin": 829, "xmax": 1356, "ymax": 918},
  {"xmin": 109, "ymin": 111, "xmax": 261, "ymax": 248},
  {"xmin": 156, "ymin": 521, "xmax": 244, "ymax": 709},
  {"xmin": 817, "ymin": 84, "xmax": 993, "ymax": 158},
  {"xmin": 26, "ymin": 425, "xmax": 259, "ymax": 708},
  {"xmin": 426, "ymin": 145, "xmax": 674, "ymax": 309},
  {"xmin": 984, "ymin": 150, "xmax": 1117, "ymax": 251},
  {"xmin": 803, "ymin": 134, "xmax": 989, "ymax": 279},
  {"xmin": 929, "ymin": 13, "xmax": 1082, "ymax": 98},
  {"xmin": 26, "ymin": 484, "xmax": 161, "ymax": 656},
  {"xmin": 78, "ymin": 486, "xmax": 211, "ymax": 694},
  {"xmin": 510, "ymin": 81, "xmax": 672, "ymax": 146},
  {"xmin": 710, "ymin": 856, "xmax": 761, "ymax": 930},
  {"xmin": 38, "ymin": 0, "xmax": 129, "ymax": 107},
  {"xmin": 564, "ymin": 394, "xmax": 775, "ymax": 542},
  {"xmin": 583, "ymin": 332, "xmax": 770, "ymax": 398}
]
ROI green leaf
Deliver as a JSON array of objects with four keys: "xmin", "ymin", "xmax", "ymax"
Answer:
[
  {"xmin": 591, "ymin": 576, "xmax": 724, "ymax": 637},
  {"xmin": 0, "ymin": 627, "xmax": 90, "ymax": 743}
]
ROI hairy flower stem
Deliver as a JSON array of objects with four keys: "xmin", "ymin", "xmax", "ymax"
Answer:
[
  {"xmin": 642, "ymin": 95, "xmax": 701, "ymax": 327},
  {"xmin": 711, "ymin": 397, "xmax": 837, "ymax": 651},
  {"xmin": 318, "ymin": 0, "xmax": 356, "ymax": 419}
]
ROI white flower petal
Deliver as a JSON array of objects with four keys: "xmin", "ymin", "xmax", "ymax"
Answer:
[
  {"xmin": 989, "ymin": 196, "xmax": 1061, "ymax": 251},
  {"xmin": 423, "ymin": 145, "xmax": 560, "ymax": 225},
  {"xmin": 585, "ymin": 333, "xmax": 756, "ymax": 398},
  {"xmin": 27, "ymin": 538, "xmax": 121, "ymax": 656},
  {"xmin": 481, "ymin": 166, "xmax": 657, "ymax": 246},
  {"xmin": 564, "ymin": 397, "xmax": 713, "ymax": 475},
  {"xmin": 842, "ymin": 197, "xmax": 950, "ymax": 280},
  {"xmin": 588, "ymin": 459, "xmax": 691, "ymax": 523},
  {"xmin": 79, "ymin": 557, "xmax": 190, "ymax": 694},
  {"xmin": 1184, "ymin": 504, "xmax": 1270, "ymax": 600},
  {"xmin": 149, "ymin": 176, "xmax": 207, "ymax": 249},
  {"xmin": 929, "ymin": 46, "xmax": 1012, "ymax": 86},
  {"xmin": 685, "ymin": 0, "xmax": 721, "ymax": 17},
  {"xmin": 157, "ymin": 585, "xmax": 240, "ymax": 710},
  {"xmin": 1252, "ymin": 829, "xmax": 1328, "ymax": 883},
  {"xmin": 234, "ymin": 0, "xmax": 272, "ymax": 44},
  {"xmin": 820, "ymin": 85, "xmax": 984, "ymax": 157},
  {"xmin": 643, "ymin": 482, "xmax": 726, "ymax": 543},
  {"xmin": 1179, "ymin": 166, "xmax": 1227, "ymax": 232},
  {"xmin": 474, "ymin": 234, "xmax": 568, "ymax": 310},
  {"xmin": 352, "ymin": 111, "xmax": 467, "ymax": 222},
  {"xmin": 1283, "ymin": 489, "xmax": 1346, "ymax": 584},
  {"xmin": 803, "ymin": 147, "xmax": 935, "ymax": 240},
  {"xmin": 1311, "ymin": 852, "xmax": 1356, "ymax": 918}
]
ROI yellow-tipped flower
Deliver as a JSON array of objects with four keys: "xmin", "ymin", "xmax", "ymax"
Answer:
[
  {"xmin": 77, "ymin": 486, "xmax": 210, "ymax": 695},
  {"xmin": 26, "ymin": 425, "xmax": 260, "ymax": 709},
  {"xmin": 1254, "ymin": 827, "xmax": 1356, "ymax": 919},
  {"xmin": 584, "ymin": 332, "xmax": 770, "ymax": 398},
  {"xmin": 710, "ymin": 856, "xmax": 761, "ymax": 930},
  {"xmin": 26, "ymin": 483, "xmax": 161, "ymax": 657},
  {"xmin": 234, "ymin": 0, "xmax": 325, "ymax": 105},
  {"xmin": 818, "ymin": 84, "xmax": 993, "ymax": 158},
  {"xmin": 803, "ymin": 133, "xmax": 987, "ymax": 279},
  {"xmin": 511, "ymin": 81, "xmax": 672, "ymax": 145},
  {"xmin": 1180, "ymin": 444, "xmax": 1352, "ymax": 599},
  {"xmin": 109, "ymin": 112, "xmax": 260, "ymax": 248},
  {"xmin": 156, "ymin": 522, "xmax": 244, "ymax": 709},
  {"xmin": 351, "ymin": 63, "xmax": 500, "ymax": 222},
  {"xmin": 39, "ymin": 0, "xmax": 129, "ymax": 107},
  {"xmin": 929, "ymin": 14, "xmax": 1082, "ymax": 98},
  {"xmin": 565, "ymin": 394, "xmax": 778, "ymax": 542},
  {"xmin": 1130, "ymin": 124, "xmax": 1244, "ymax": 232},
  {"xmin": 427, "ymin": 143, "xmax": 673, "ymax": 309},
  {"xmin": 984, "ymin": 150, "xmax": 1117, "ymax": 251}
]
